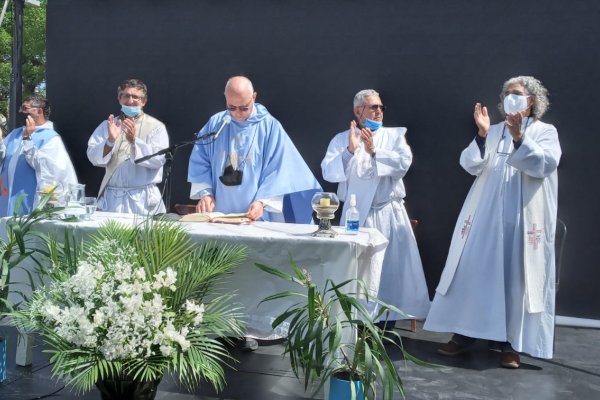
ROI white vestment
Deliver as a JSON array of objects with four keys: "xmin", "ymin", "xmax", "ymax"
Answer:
[
  {"xmin": 87, "ymin": 114, "xmax": 169, "ymax": 215},
  {"xmin": 0, "ymin": 121, "xmax": 78, "ymax": 213},
  {"xmin": 321, "ymin": 127, "xmax": 430, "ymax": 319},
  {"xmin": 424, "ymin": 119, "xmax": 561, "ymax": 359}
]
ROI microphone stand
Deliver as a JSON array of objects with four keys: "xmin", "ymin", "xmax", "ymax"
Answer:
[{"xmin": 134, "ymin": 131, "xmax": 217, "ymax": 213}]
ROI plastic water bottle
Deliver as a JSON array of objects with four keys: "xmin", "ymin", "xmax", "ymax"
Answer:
[{"xmin": 345, "ymin": 194, "xmax": 360, "ymax": 234}]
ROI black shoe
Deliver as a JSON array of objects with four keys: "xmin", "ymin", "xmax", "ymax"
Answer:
[{"xmin": 240, "ymin": 337, "xmax": 258, "ymax": 352}]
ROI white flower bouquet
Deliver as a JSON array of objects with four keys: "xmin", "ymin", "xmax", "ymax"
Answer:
[{"xmin": 9, "ymin": 219, "xmax": 247, "ymax": 394}]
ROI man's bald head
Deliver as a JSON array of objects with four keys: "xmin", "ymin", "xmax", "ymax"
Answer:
[
  {"xmin": 224, "ymin": 76, "xmax": 254, "ymax": 97},
  {"xmin": 224, "ymin": 76, "xmax": 257, "ymax": 121}
]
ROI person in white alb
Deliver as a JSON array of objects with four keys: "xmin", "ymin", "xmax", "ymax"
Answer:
[
  {"xmin": 0, "ymin": 95, "xmax": 77, "ymax": 216},
  {"xmin": 321, "ymin": 89, "xmax": 430, "ymax": 328},
  {"xmin": 424, "ymin": 76, "xmax": 561, "ymax": 369},
  {"xmin": 87, "ymin": 79, "xmax": 169, "ymax": 215}
]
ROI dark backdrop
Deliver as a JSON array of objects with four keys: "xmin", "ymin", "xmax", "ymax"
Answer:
[{"xmin": 46, "ymin": 0, "xmax": 599, "ymax": 319}]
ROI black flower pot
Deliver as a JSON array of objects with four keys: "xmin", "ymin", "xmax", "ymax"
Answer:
[{"xmin": 95, "ymin": 377, "xmax": 161, "ymax": 400}]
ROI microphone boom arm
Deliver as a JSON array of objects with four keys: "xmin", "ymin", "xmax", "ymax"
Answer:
[{"xmin": 134, "ymin": 133, "xmax": 215, "ymax": 164}]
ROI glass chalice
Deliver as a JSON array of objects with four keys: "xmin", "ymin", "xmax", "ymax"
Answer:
[
  {"xmin": 36, "ymin": 179, "xmax": 63, "ymax": 209},
  {"xmin": 311, "ymin": 192, "xmax": 340, "ymax": 238}
]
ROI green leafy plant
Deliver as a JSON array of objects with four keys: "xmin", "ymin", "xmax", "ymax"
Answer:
[
  {"xmin": 9, "ymin": 219, "xmax": 248, "ymax": 394},
  {"xmin": 256, "ymin": 260, "xmax": 424, "ymax": 399},
  {"xmin": 0, "ymin": 193, "xmax": 57, "ymax": 315}
]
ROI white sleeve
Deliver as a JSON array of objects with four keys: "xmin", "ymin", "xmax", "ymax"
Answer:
[
  {"xmin": 373, "ymin": 133, "xmax": 412, "ymax": 178},
  {"xmin": 321, "ymin": 132, "xmax": 349, "ymax": 183},
  {"xmin": 460, "ymin": 138, "xmax": 490, "ymax": 176},
  {"xmin": 24, "ymin": 136, "xmax": 78, "ymax": 188},
  {"xmin": 130, "ymin": 124, "xmax": 169, "ymax": 169},
  {"xmin": 258, "ymin": 195, "xmax": 283, "ymax": 213},
  {"xmin": 507, "ymin": 124, "xmax": 561, "ymax": 179},
  {"xmin": 87, "ymin": 121, "xmax": 113, "ymax": 166},
  {"xmin": 0, "ymin": 139, "xmax": 5, "ymax": 163}
]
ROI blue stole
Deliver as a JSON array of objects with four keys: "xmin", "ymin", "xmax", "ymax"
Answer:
[{"xmin": 0, "ymin": 127, "xmax": 58, "ymax": 216}]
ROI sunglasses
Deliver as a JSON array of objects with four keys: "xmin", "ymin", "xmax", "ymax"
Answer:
[
  {"xmin": 363, "ymin": 104, "xmax": 386, "ymax": 112},
  {"xmin": 227, "ymin": 100, "xmax": 253, "ymax": 112}
]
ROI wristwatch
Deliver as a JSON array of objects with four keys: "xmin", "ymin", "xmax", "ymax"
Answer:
[{"xmin": 22, "ymin": 136, "xmax": 32, "ymax": 141}]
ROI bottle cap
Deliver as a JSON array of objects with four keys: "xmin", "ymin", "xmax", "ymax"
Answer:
[{"xmin": 350, "ymin": 194, "xmax": 356, "ymax": 207}]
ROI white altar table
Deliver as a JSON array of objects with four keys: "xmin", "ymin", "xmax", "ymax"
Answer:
[{"xmin": 5, "ymin": 212, "xmax": 388, "ymax": 363}]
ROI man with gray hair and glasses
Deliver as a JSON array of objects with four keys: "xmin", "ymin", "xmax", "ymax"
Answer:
[
  {"xmin": 0, "ymin": 95, "xmax": 77, "ymax": 216},
  {"xmin": 425, "ymin": 76, "xmax": 561, "ymax": 369},
  {"xmin": 321, "ymin": 89, "xmax": 430, "ymax": 330}
]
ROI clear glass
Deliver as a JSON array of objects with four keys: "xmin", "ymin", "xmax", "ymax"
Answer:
[
  {"xmin": 64, "ymin": 183, "xmax": 86, "ymax": 218},
  {"xmin": 311, "ymin": 192, "xmax": 340, "ymax": 238},
  {"xmin": 82, "ymin": 197, "xmax": 97, "ymax": 220},
  {"xmin": 36, "ymin": 179, "xmax": 63, "ymax": 208}
]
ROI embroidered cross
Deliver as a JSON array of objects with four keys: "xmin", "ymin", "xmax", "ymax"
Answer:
[
  {"xmin": 461, "ymin": 215, "xmax": 472, "ymax": 239},
  {"xmin": 527, "ymin": 223, "xmax": 543, "ymax": 250}
]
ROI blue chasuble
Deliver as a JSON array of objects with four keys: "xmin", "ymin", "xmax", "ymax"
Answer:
[{"xmin": 188, "ymin": 104, "xmax": 321, "ymax": 223}]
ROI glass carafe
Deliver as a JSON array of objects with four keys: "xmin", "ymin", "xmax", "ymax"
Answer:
[{"xmin": 65, "ymin": 183, "xmax": 86, "ymax": 218}]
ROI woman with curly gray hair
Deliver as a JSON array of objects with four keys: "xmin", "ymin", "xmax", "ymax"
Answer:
[
  {"xmin": 425, "ymin": 75, "xmax": 562, "ymax": 369},
  {"xmin": 497, "ymin": 75, "xmax": 550, "ymax": 120}
]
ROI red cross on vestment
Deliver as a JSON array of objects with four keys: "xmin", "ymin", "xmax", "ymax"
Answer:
[
  {"xmin": 461, "ymin": 215, "xmax": 472, "ymax": 239},
  {"xmin": 527, "ymin": 223, "xmax": 543, "ymax": 250}
]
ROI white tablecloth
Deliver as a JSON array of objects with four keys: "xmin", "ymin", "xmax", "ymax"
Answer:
[{"xmin": 6, "ymin": 212, "xmax": 388, "ymax": 339}]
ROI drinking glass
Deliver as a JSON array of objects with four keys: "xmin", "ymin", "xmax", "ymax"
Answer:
[
  {"xmin": 82, "ymin": 197, "xmax": 98, "ymax": 220},
  {"xmin": 64, "ymin": 183, "xmax": 86, "ymax": 219},
  {"xmin": 35, "ymin": 179, "xmax": 63, "ymax": 208}
]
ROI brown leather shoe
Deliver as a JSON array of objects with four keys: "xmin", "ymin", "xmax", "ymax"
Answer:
[
  {"xmin": 437, "ymin": 340, "xmax": 470, "ymax": 357},
  {"xmin": 500, "ymin": 351, "xmax": 521, "ymax": 369}
]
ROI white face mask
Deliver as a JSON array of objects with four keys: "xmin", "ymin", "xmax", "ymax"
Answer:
[{"xmin": 503, "ymin": 94, "xmax": 529, "ymax": 114}]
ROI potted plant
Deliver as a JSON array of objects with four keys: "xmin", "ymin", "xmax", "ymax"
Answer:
[
  {"xmin": 8, "ymin": 218, "xmax": 248, "ymax": 399},
  {"xmin": 256, "ymin": 260, "xmax": 423, "ymax": 400}
]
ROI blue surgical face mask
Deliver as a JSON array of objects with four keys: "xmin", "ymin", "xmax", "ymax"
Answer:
[
  {"xmin": 363, "ymin": 118, "xmax": 383, "ymax": 131},
  {"xmin": 121, "ymin": 105, "xmax": 142, "ymax": 117}
]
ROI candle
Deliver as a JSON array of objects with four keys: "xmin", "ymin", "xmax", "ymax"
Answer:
[{"xmin": 319, "ymin": 198, "xmax": 331, "ymax": 206}]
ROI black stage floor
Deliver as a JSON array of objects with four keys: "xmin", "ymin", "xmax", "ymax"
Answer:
[{"xmin": 1, "ymin": 321, "xmax": 599, "ymax": 399}]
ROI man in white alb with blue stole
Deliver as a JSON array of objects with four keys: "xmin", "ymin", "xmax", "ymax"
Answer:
[
  {"xmin": 188, "ymin": 76, "xmax": 321, "ymax": 223},
  {"xmin": 0, "ymin": 96, "xmax": 77, "ymax": 216},
  {"xmin": 424, "ymin": 76, "xmax": 561, "ymax": 369},
  {"xmin": 321, "ymin": 89, "xmax": 430, "ymax": 327}
]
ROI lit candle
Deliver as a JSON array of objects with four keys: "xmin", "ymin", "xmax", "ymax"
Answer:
[{"xmin": 319, "ymin": 198, "xmax": 331, "ymax": 206}]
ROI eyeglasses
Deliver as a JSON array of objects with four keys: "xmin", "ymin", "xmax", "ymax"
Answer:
[
  {"xmin": 496, "ymin": 135, "xmax": 512, "ymax": 156},
  {"xmin": 502, "ymin": 90, "xmax": 529, "ymax": 98},
  {"xmin": 19, "ymin": 105, "xmax": 39, "ymax": 112},
  {"xmin": 226, "ymin": 100, "xmax": 253, "ymax": 112},
  {"xmin": 362, "ymin": 104, "xmax": 386, "ymax": 112},
  {"xmin": 119, "ymin": 93, "xmax": 144, "ymax": 101}
]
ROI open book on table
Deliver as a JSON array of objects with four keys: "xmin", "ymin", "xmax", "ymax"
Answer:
[{"xmin": 179, "ymin": 212, "xmax": 251, "ymax": 224}]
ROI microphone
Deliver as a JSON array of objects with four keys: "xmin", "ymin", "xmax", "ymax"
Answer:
[
  {"xmin": 212, "ymin": 115, "xmax": 231, "ymax": 140},
  {"xmin": 194, "ymin": 115, "xmax": 232, "ymax": 141}
]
